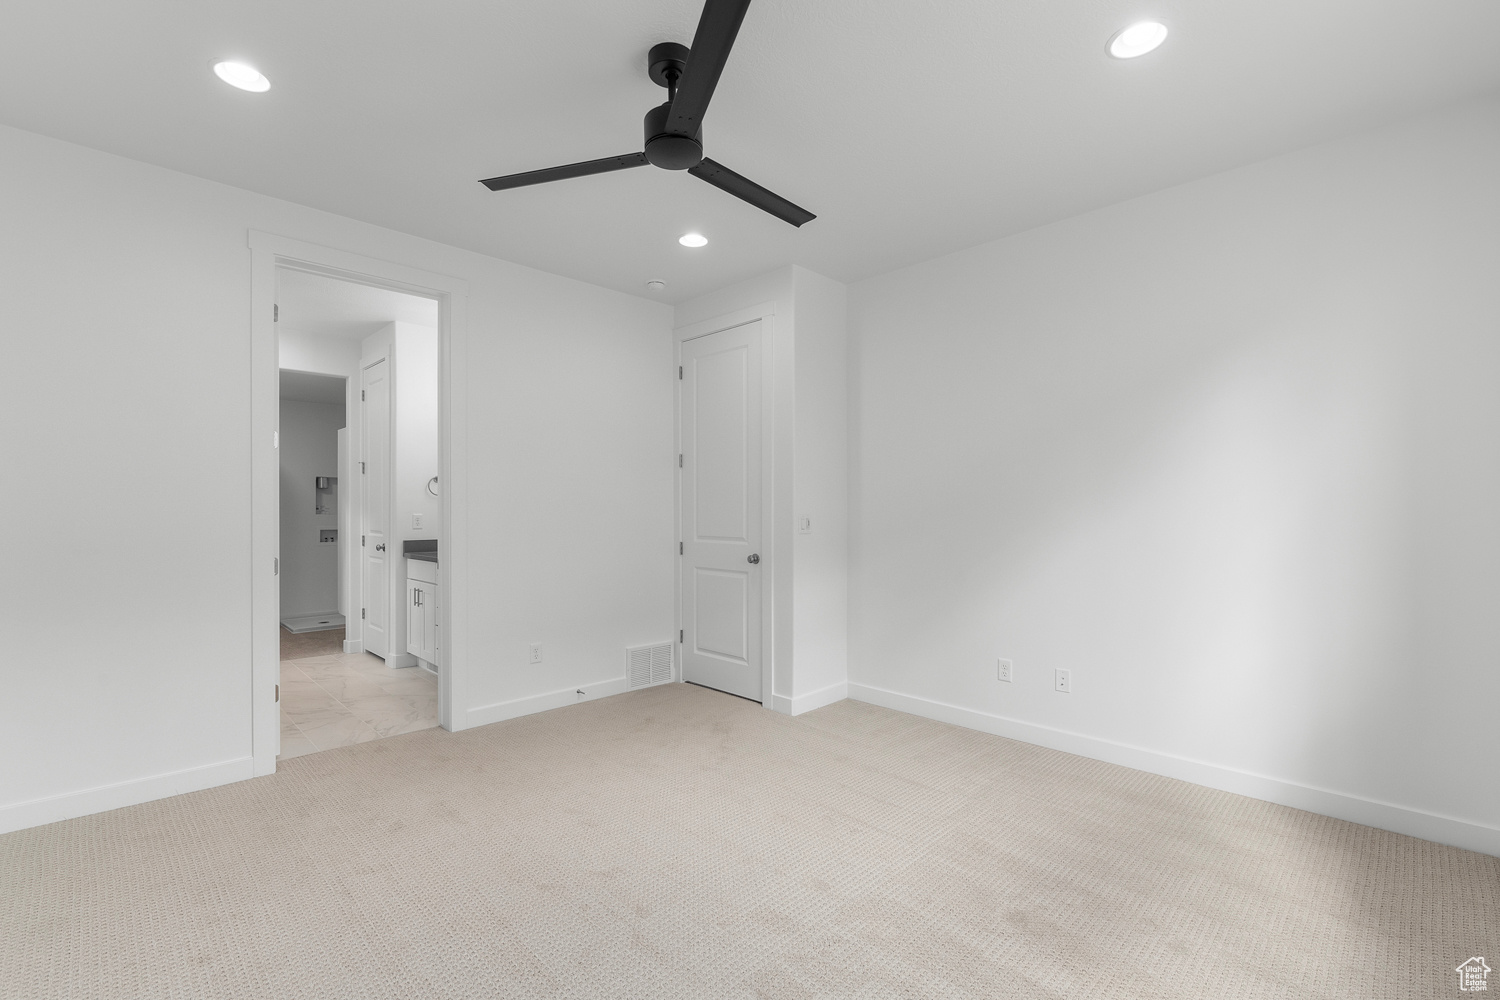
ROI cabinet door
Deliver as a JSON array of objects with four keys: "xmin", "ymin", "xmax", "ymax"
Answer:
[
  {"xmin": 406, "ymin": 581, "xmax": 424, "ymax": 658},
  {"xmin": 418, "ymin": 582, "xmax": 438, "ymax": 665}
]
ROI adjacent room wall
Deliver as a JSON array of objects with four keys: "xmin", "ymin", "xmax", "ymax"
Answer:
[
  {"xmin": 278, "ymin": 329, "xmax": 359, "ymax": 378},
  {"xmin": 278, "ymin": 397, "xmax": 344, "ymax": 618},
  {"xmin": 0, "ymin": 122, "xmax": 673, "ymax": 832},
  {"xmin": 847, "ymin": 93, "xmax": 1500, "ymax": 854}
]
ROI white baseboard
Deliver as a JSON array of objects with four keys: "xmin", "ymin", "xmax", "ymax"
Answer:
[
  {"xmin": 771, "ymin": 680, "xmax": 849, "ymax": 717},
  {"xmin": 343, "ymin": 640, "xmax": 363, "ymax": 654},
  {"xmin": 848, "ymin": 682, "xmax": 1499, "ymax": 858},
  {"xmin": 0, "ymin": 757, "xmax": 255, "ymax": 835},
  {"xmin": 466, "ymin": 677, "xmax": 629, "ymax": 729}
]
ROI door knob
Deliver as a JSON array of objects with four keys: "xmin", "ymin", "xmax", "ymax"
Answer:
[
  {"xmin": 376, "ymin": 543, "xmax": 386, "ymax": 551},
  {"xmin": 747, "ymin": 553, "xmax": 760, "ymax": 564}
]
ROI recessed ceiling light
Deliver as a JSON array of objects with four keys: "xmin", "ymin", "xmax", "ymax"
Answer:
[
  {"xmin": 678, "ymin": 233, "xmax": 708, "ymax": 248},
  {"xmin": 1108, "ymin": 21, "xmax": 1168, "ymax": 59},
  {"xmin": 212, "ymin": 60, "xmax": 271, "ymax": 92}
]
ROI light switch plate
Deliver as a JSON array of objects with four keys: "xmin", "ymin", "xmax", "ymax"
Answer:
[
  {"xmin": 412, "ymin": 513, "xmax": 424, "ymax": 529},
  {"xmin": 798, "ymin": 516, "xmax": 812, "ymax": 533},
  {"xmin": 1055, "ymin": 668, "xmax": 1071, "ymax": 694}
]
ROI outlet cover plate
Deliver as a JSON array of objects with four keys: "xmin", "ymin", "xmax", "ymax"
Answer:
[
  {"xmin": 1054, "ymin": 668, "xmax": 1071, "ymax": 694},
  {"xmin": 529, "ymin": 642, "xmax": 543, "ymax": 664},
  {"xmin": 997, "ymin": 658, "xmax": 1013, "ymax": 683}
]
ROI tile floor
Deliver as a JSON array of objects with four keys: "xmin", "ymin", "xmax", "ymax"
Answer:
[{"xmin": 279, "ymin": 632, "xmax": 438, "ymax": 760}]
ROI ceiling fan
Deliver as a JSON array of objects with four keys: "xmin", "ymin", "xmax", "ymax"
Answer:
[{"xmin": 478, "ymin": 0, "xmax": 815, "ymax": 227}]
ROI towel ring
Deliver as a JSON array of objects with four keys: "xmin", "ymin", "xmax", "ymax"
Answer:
[{"xmin": 426, "ymin": 476, "xmax": 439, "ymax": 497}]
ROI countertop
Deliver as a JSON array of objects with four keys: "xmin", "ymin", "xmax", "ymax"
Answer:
[{"xmin": 403, "ymin": 539, "xmax": 438, "ymax": 563}]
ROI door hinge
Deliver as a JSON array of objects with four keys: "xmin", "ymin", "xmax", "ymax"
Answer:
[
  {"xmin": 362, "ymin": 535, "xmax": 366, "ymax": 546},
  {"xmin": 679, "ymin": 629, "xmax": 684, "ymax": 643},
  {"xmin": 678, "ymin": 453, "xmax": 683, "ymax": 468},
  {"xmin": 362, "ymin": 608, "xmax": 366, "ymax": 619},
  {"xmin": 275, "ymin": 683, "xmax": 279, "ymax": 702},
  {"xmin": 361, "ymin": 389, "xmax": 366, "ymax": 401},
  {"xmin": 678, "ymin": 365, "xmax": 683, "ymax": 379},
  {"xmin": 679, "ymin": 541, "xmax": 683, "ymax": 555},
  {"xmin": 361, "ymin": 461, "xmax": 366, "ymax": 474},
  {"xmin": 273, "ymin": 304, "xmax": 279, "ymax": 323},
  {"xmin": 273, "ymin": 557, "xmax": 279, "ymax": 575}
]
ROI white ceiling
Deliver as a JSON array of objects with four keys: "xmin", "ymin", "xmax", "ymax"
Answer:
[
  {"xmin": 277, "ymin": 268, "xmax": 439, "ymax": 340},
  {"xmin": 4, "ymin": 1, "xmax": 1499, "ymax": 302},
  {"xmin": 279, "ymin": 369, "xmax": 346, "ymax": 405}
]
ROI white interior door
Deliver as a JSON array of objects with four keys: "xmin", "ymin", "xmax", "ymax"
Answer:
[
  {"xmin": 680, "ymin": 320, "xmax": 762, "ymax": 702},
  {"xmin": 361, "ymin": 358, "xmax": 390, "ymax": 658}
]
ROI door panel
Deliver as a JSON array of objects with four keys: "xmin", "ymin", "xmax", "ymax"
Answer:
[
  {"xmin": 680, "ymin": 320, "xmax": 762, "ymax": 702},
  {"xmin": 693, "ymin": 568, "xmax": 749, "ymax": 661},
  {"xmin": 692, "ymin": 348, "xmax": 749, "ymax": 541},
  {"xmin": 361, "ymin": 359, "xmax": 390, "ymax": 658},
  {"xmin": 406, "ymin": 581, "xmax": 423, "ymax": 658},
  {"xmin": 424, "ymin": 583, "xmax": 440, "ymax": 665}
]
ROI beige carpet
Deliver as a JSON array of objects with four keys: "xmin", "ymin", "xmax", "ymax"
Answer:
[{"xmin": 2, "ymin": 684, "xmax": 1495, "ymax": 999}]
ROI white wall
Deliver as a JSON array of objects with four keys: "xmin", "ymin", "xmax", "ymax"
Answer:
[
  {"xmin": 278, "ymin": 398, "xmax": 344, "ymax": 618},
  {"xmin": 674, "ymin": 265, "xmax": 850, "ymax": 714},
  {"xmin": 278, "ymin": 329, "xmax": 359, "ymax": 378},
  {"xmin": 847, "ymin": 94, "xmax": 1500, "ymax": 855},
  {"xmin": 463, "ymin": 286, "xmax": 675, "ymax": 728},
  {"xmin": 0, "ymin": 122, "xmax": 673, "ymax": 831},
  {"xmin": 393, "ymin": 323, "xmax": 440, "ymax": 543},
  {"xmin": 790, "ymin": 270, "xmax": 849, "ymax": 708}
]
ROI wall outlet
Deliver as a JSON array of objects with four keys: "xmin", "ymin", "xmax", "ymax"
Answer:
[
  {"xmin": 412, "ymin": 512, "xmax": 424, "ymax": 530},
  {"xmin": 997, "ymin": 658, "xmax": 1013, "ymax": 683},
  {"xmin": 1055, "ymin": 668, "xmax": 1071, "ymax": 694},
  {"xmin": 529, "ymin": 642, "xmax": 543, "ymax": 664},
  {"xmin": 798, "ymin": 516, "xmax": 812, "ymax": 533}
]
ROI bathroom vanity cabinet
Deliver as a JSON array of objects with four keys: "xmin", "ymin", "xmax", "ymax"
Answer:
[{"xmin": 405, "ymin": 557, "xmax": 439, "ymax": 670}]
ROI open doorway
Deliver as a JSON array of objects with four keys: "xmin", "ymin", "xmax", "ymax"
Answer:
[{"xmin": 275, "ymin": 267, "xmax": 443, "ymax": 761}]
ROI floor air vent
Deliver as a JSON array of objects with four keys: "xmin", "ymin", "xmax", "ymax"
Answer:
[{"xmin": 627, "ymin": 642, "xmax": 674, "ymax": 690}]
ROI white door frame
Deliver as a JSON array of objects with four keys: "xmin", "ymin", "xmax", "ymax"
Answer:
[
  {"xmin": 249, "ymin": 231, "xmax": 469, "ymax": 776},
  {"xmin": 675, "ymin": 304, "xmax": 777, "ymax": 707}
]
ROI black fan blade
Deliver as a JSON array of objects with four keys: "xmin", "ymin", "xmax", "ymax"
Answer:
[
  {"xmin": 480, "ymin": 152, "xmax": 649, "ymax": 191},
  {"xmin": 688, "ymin": 158, "xmax": 816, "ymax": 227},
  {"xmin": 665, "ymin": 0, "xmax": 752, "ymax": 136}
]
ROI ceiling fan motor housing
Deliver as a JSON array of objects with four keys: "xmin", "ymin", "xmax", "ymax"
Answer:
[{"xmin": 643, "ymin": 101, "xmax": 703, "ymax": 170}]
